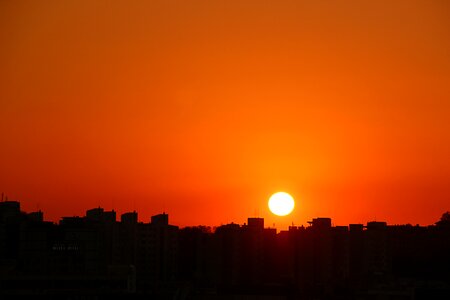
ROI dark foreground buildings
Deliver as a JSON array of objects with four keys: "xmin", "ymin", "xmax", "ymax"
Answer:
[{"xmin": 1, "ymin": 200, "xmax": 449, "ymax": 299}]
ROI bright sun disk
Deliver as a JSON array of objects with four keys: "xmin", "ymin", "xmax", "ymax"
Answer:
[{"xmin": 268, "ymin": 192, "xmax": 295, "ymax": 216}]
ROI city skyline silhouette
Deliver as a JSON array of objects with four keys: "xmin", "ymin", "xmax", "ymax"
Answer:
[{"xmin": 1, "ymin": 199, "xmax": 449, "ymax": 299}]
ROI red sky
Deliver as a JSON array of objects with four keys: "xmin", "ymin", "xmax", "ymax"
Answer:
[{"xmin": 1, "ymin": 0, "xmax": 449, "ymax": 229}]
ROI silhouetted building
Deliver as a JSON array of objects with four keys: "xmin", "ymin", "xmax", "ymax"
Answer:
[
  {"xmin": 151, "ymin": 213, "xmax": 169, "ymax": 226},
  {"xmin": 0, "ymin": 201, "xmax": 21, "ymax": 223},
  {"xmin": 215, "ymin": 223, "xmax": 242, "ymax": 287},
  {"xmin": 121, "ymin": 211, "xmax": 138, "ymax": 224},
  {"xmin": 241, "ymin": 218, "xmax": 266, "ymax": 285},
  {"xmin": 178, "ymin": 226, "xmax": 216, "ymax": 290},
  {"xmin": 135, "ymin": 213, "xmax": 178, "ymax": 291},
  {"xmin": 366, "ymin": 221, "xmax": 390, "ymax": 281},
  {"xmin": 332, "ymin": 226, "xmax": 349, "ymax": 288},
  {"xmin": 349, "ymin": 223, "xmax": 365, "ymax": 287},
  {"xmin": 27, "ymin": 210, "xmax": 44, "ymax": 222},
  {"xmin": 86, "ymin": 207, "xmax": 116, "ymax": 223}
]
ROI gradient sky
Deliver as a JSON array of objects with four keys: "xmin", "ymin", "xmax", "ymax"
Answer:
[{"xmin": 1, "ymin": 0, "xmax": 449, "ymax": 229}]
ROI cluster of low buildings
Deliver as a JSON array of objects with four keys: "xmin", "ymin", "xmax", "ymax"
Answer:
[{"xmin": 0, "ymin": 200, "xmax": 449, "ymax": 299}]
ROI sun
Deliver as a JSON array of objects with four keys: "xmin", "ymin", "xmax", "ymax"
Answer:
[{"xmin": 268, "ymin": 192, "xmax": 295, "ymax": 216}]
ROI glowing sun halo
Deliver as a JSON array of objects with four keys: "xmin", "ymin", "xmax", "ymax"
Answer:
[{"xmin": 268, "ymin": 192, "xmax": 295, "ymax": 216}]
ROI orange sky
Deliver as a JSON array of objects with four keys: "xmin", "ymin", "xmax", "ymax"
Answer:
[{"xmin": 1, "ymin": 0, "xmax": 449, "ymax": 229}]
